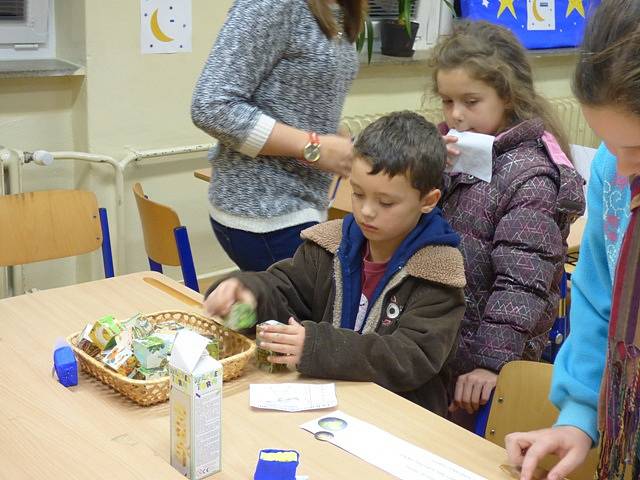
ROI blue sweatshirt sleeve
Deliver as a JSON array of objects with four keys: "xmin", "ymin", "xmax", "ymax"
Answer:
[{"xmin": 550, "ymin": 145, "xmax": 612, "ymax": 444}]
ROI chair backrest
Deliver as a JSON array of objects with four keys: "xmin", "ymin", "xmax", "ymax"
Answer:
[
  {"xmin": 0, "ymin": 190, "xmax": 103, "ymax": 266},
  {"xmin": 132, "ymin": 182, "xmax": 181, "ymax": 266},
  {"xmin": 485, "ymin": 361, "xmax": 598, "ymax": 480}
]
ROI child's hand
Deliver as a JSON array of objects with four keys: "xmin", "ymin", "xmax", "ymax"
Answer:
[
  {"xmin": 203, "ymin": 278, "xmax": 256, "ymax": 317},
  {"xmin": 504, "ymin": 426, "xmax": 592, "ymax": 480},
  {"xmin": 443, "ymin": 135, "xmax": 460, "ymax": 168},
  {"xmin": 257, "ymin": 317, "xmax": 305, "ymax": 366},
  {"xmin": 449, "ymin": 368, "xmax": 497, "ymax": 414}
]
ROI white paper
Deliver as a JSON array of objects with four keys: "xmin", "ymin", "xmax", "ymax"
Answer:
[
  {"xmin": 250, "ymin": 383, "xmax": 337, "ymax": 412},
  {"xmin": 446, "ymin": 129, "xmax": 495, "ymax": 183},
  {"xmin": 300, "ymin": 411, "xmax": 487, "ymax": 480},
  {"xmin": 569, "ymin": 144, "xmax": 596, "ymax": 185},
  {"xmin": 141, "ymin": 0, "xmax": 192, "ymax": 54}
]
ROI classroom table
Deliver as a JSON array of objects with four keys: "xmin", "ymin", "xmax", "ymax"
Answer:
[{"xmin": 1, "ymin": 271, "xmax": 512, "ymax": 479}]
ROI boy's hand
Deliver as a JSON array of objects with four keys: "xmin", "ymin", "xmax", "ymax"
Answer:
[
  {"xmin": 443, "ymin": 135, "xmax": 460, "ymax": 168},
  {"xmin": 505, "ymin": 427, "xmax": 592, "ymax": 480},
  {"xmin": 257, "ymin": 317, "xmax": 305, "ymax": 366},
  {"xmin": 203, "ymin": 278, "xmax": 256, "ymax": 317},
  {"xmin": 449, "ymin": 368, "xmax": 497, "ymax": 414}
]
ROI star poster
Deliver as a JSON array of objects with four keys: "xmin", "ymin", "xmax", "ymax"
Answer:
[
  {"xmin": 141, "ymin": 0, "xmax": 192, "ymax": 54},
  {"xmin": 460, "ymin": 0, "xmax": 599, "ymax": 49}
]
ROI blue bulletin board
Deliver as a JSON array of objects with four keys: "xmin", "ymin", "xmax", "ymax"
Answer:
[{"xmin": 459, "ymin": 0, "xmax": 600, "ymax": 49}]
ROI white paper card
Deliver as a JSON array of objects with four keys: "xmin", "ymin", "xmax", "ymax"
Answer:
[
  {"xmin": 300, "ymin": 411, "xmax": 487, "ymax": 480},
  {"xmin": 250, "ymin": 383, "xmax": 337, "ymax": 412},
  {"xmin": 141, "ymin": 0, "xmax": 192, "ymax": 54},
  {"xmin": 446, "ymin": 129, "xmax": 495, "ymax": 183}
]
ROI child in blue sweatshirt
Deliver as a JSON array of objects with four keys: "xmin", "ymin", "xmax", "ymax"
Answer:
[
  {"xmin": 505, "ymin": 1, "xmax": 640, "ymax": 478},
  {"xmin": 204, "ymin": 112, "xmax": 466, "ymax": 416}
]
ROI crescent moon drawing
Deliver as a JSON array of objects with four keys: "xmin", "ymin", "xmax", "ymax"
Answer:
[
  {"xmin": 531, "ymin": 0, "xmax": 545, "ymax": 21},
  {"xmin": 150, "ymin": 9, "xmax": 174, "ymax": 43}
]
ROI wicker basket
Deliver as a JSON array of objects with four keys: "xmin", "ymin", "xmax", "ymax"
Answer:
[{"xmin": 67, "ymin": 310, "xmax": 256, "ymax": 406}]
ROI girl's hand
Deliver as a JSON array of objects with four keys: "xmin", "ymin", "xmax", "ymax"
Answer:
[
  {"xmin": 203, "ymin": 278, "xmax": 256, "ymax": 317},
  {"xmin": 316, "ymin": 134, "xmax": 353, "ymax": 177},
  {"xmin": 505, "ymin": 427, "xmax": 592, "ymax": 480},
  {"xmin": 257, "ymin": 317, "xmax": 305, "ymax": 366},
  {"xmin": 443, "ymin": 135, "xmax": 460, "ymax": 168},
  {"xmin": 449, "ymin": 368, "xmax": 497, "ymax": 414}
]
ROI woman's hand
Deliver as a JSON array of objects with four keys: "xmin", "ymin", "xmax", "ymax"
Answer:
[
  {"xmin": 505, "ymin": 426, "xmax": 592, "ymax": 480},
  {"xmin": 256, "ymin": 316, "xmax": 305, "ymax": 366},
  {"xmin": 203, "ymin": 278, "xmax": 256, "ymax": 317},
  {"xmin": 443, "ymin": 134, "xmax": 460, "ymax": 168},
  {"xmin": 449, "ymin": 368, "xmax": 498, "ymax": 414},
  {"xmin": 316, "ymin": 134, "xmax": 354, "ymax": 177}
]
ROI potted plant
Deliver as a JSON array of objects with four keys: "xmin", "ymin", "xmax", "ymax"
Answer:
[{"xmin": 378, "ymin": 0, "xmax": 456, "ymax": 57}]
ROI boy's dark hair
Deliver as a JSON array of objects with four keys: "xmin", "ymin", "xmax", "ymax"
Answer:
[
  {"xmin": 353, "ymin": 111, "xmax": 446, "ymax": 195},
  {"xmin": 573, "ymin": 0, "xmax": 640, "ymax": 115}
]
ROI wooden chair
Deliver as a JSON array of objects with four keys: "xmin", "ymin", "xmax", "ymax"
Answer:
[
  {"xmin": 0, "ymin": 189, "xmax": 114, "ymax": 276},
  {"xmin": 481, "ymin": 360, "xmax": 598, "ymax": 480},
  {"xmin": 132, "ymin": 183, "xmax": 199, "ymax": 292}
]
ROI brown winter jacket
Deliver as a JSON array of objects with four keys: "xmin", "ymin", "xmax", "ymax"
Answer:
[{"xmin": 208, "ymin": 219, "xmax": 467, "ymax": 416}]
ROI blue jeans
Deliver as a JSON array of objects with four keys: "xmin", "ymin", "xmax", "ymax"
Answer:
[{"xmin": 209, "ymin": 217, "xmax": 318, "ymax": 271}]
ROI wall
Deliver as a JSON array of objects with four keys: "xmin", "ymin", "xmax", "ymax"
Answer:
[{"xmin": 0, "ymin": 0, "xmax": 584, "ymax": 293}]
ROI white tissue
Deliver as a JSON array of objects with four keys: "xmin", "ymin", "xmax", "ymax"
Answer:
[{"xmin": 446, "ymin": 129, "xmax": 495, "ymax": 183}]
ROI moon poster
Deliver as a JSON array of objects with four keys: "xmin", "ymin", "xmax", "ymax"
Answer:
[
  {"xmin": 459, "ymin": 0, "xmax": 598, "ymax": 49},
  {"xmin": 141, "ymin": 0, "xmax": 192, "ymax": 54}
]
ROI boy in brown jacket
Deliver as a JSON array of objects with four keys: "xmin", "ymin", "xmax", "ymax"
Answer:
[{"xmin": 205, "ymin": 111, "xmax": 466, "ymax": 416}]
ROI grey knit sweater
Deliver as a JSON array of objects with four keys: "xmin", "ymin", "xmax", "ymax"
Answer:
[{"xmin": 191, "ymin": 0, "xmax": 359, "ymax": 233}]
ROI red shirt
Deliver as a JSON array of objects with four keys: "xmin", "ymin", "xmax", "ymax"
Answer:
[{"xmin": 354, "ymin": 242, "xmax": 388, "ymax": 332}]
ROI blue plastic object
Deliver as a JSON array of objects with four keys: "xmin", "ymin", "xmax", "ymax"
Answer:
[
  {"xmin": 53, "ymin": 342, "xmax": 78, "ymax": 387},
  {"xmin": 459, "ymin": 0, "xmax": 600, "ymax": 49},
  {"xmin": 253, "ymin": 449, "xmax": 299, "ymax": 480}
]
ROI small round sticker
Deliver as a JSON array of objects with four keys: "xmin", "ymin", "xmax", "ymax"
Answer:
[
  {"xmin": 317, "ymin": 417, "xmax": 348, "ymax": 431},
  {"xmin": 314, "ymin": 430, "xmax": 335, "ymax": 442},
  {"xmin": 386, "ymin": 303, "xmax": 400, "ymax": 319}
]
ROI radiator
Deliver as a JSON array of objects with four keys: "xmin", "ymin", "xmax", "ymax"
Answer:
[{"xmin": 341, "ymin": 96, "xmax": 599, "ymax": 148}]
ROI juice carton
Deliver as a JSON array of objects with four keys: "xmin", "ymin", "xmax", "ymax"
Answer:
[{"xmin": 169, "ymin": 329, "xmax": 222, "ymax": 479}]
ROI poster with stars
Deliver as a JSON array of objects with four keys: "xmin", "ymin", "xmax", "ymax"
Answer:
[
  {"xmin": 141, "ymin": 0, "xmax": 192, "ymax": 54},
  {"xmin": 459, "ymin": 0, "xmax": 600, "ymax": 49}
]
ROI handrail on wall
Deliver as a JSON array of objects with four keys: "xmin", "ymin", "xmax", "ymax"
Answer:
[{"xmin": 0, "ymin": 143, "xmax": 214, "ymax": 296}]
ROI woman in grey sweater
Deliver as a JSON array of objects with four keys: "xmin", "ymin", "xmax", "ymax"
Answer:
[{"xmin": 192, "ymin": 0, "xmax": 365, "ymax": 271}]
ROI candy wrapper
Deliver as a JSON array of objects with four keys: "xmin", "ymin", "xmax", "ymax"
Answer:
[
  {"xmin": 133, "ymin": 335, "xmax": 171, "ymax": 369},
  {"xmin": 155, "ymin": 321, "xmax": 185, "ymax": 333},
  {"xmin": 256, "ymin": 320, "xmax": 288, "ymax": 373},
  {"xmin": 89, "ymin": 315, "xmax": 122, "ymax": 351},
  {"xmin": 103, "ymin": 343, "xmax": 137, "ymax": 377},
  {"xmin": 136, "ymin": 365, "xmax": 168, "ymax": 380},
  {"xmin": 77, "ymin": 323, "xmax": 101, "ymax": 357},
  {"xmin": 206, "ymin": 338, "xmax": 221, "ymax": 360},
  {"xmin": 120, "ymin": 313, "xmax": 154, "ymax": 340},
  {"xmin": 224, "ymin": 302, "xmax": 257, "ymax": 331}
]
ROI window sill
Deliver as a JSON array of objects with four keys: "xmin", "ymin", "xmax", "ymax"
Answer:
[
  {"xmin": 359, "ymin": 47, "xmax": 577, "ymax": 66},
  {"xmin": 0, "ymin": 58, "xmax": 85, "ymax": 79}
]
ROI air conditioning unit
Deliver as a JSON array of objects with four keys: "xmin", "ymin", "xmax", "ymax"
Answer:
[
  {"xmin": 0, "ymin": 0, "xmax": 50, "ymax": 48},
  {"xmin": 368, "ymin": 0, "xmax": 453, "ymax": 51}
]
